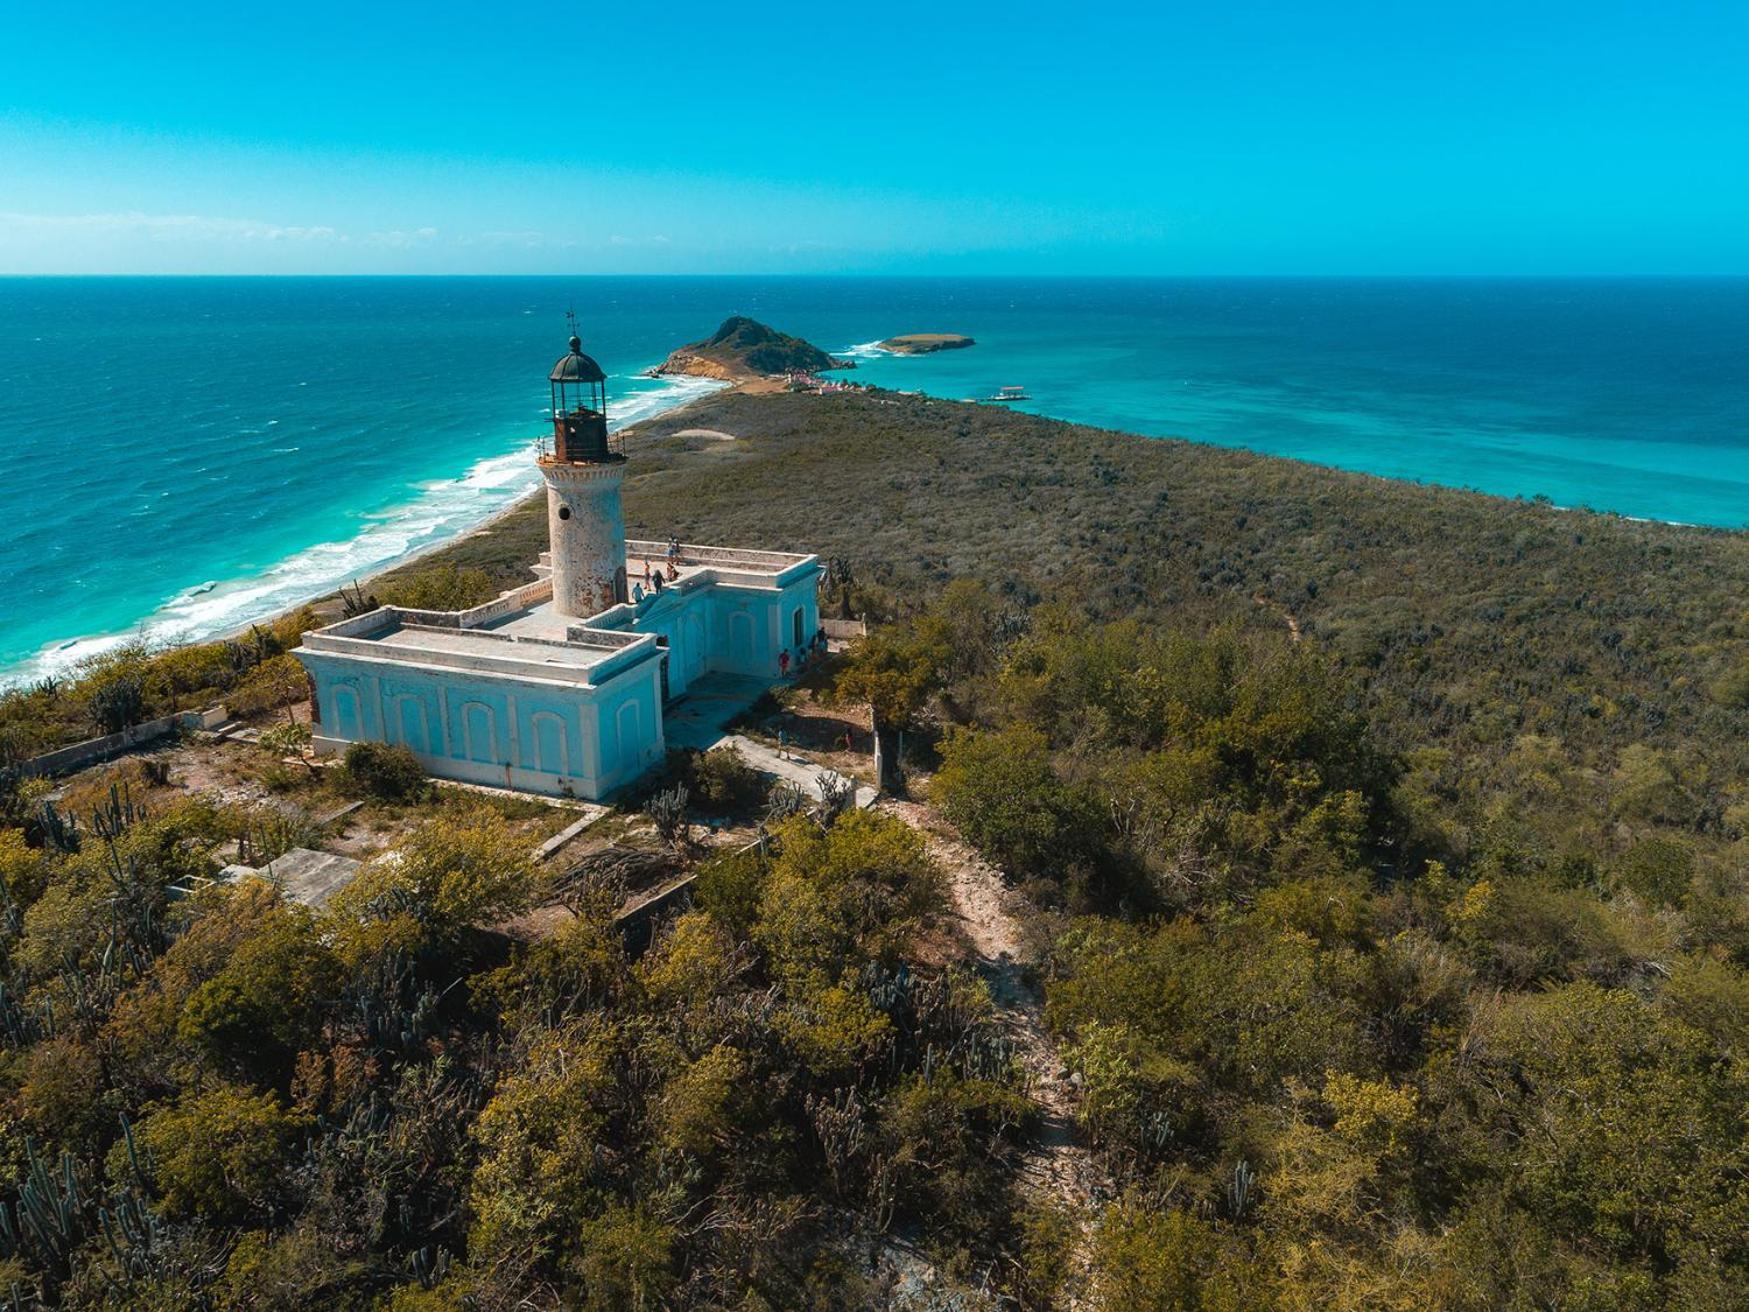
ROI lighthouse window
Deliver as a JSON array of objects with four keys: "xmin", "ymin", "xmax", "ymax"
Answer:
[{"xmin": 558, "ymin": 506, "xmax": 571, "ymax": 520}]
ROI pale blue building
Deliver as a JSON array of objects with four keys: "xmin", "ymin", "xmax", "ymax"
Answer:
[{"xmin": 294, "ymin": 331, "xmax": 820, "ymax": 800}]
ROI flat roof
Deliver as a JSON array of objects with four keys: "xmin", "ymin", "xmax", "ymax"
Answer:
[
  {"xmin": 626, "ymin": 538, "xmax": 815, "ymax": 577},
  {"xmin": 479, "ymin": 598, "xmax": 579, "ymax": 641},
  {"xmin": 374, "ymin": 622, "xmax": 606, "ymax": 671},
  {"xmin": 300, "ymin": 538, "xmax": 820, "ymax": 689}
]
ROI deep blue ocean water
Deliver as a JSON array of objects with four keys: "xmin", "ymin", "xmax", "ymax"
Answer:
[{"xmin": 2, "ymin": 276, "xmax": 1747, "ymax": 683}]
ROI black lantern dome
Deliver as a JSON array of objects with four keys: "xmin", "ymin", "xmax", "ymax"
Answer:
[
  {"xmin": 546, "ymin": 328, "xmax": 620, "ymax": 463},
  {"xmin": 550, "ymin": 335, "xmax": 607, "ymax": 385}
]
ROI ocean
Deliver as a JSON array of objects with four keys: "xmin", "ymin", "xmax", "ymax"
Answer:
[{"xmin": 2, "ymin": 275, "xmax": 1747, "ymax": 683}]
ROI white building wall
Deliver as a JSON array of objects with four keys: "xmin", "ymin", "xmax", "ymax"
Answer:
[{"xmin": 303, "ymin": 651, "xmax": 664, "ymax": 801}]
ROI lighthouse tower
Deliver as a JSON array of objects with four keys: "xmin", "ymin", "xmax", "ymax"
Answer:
[{"xmin": 539, "ymin": 327, "xmax": 627, "ymax": 617}]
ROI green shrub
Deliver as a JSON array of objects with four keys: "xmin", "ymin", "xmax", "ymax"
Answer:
[
  {"xmin": 932, "ymin": 724, "xmax": 1105, "ymax": 884},
  {"xmin": 1617, "ymin": 837, "xmax": 1695, "ymax": 908},
  {"xmin": 380, "ymin": 564, "xmax": 500, "ymax": 612},
  {"xmin": 693, "ymin": 847, "xmax": 768, "ymax": 939},
  {"xmin": 226, "ymin": 653, "xmax": 310, "ymax": 717},
  {"xmin": 689, "ymin": 744, "xmax": 765, "ymax": 815},
  {"xmin": 120, "ymin": 1085, "xmax": 309, "ymax": 1223},
  {"xmin": 88, "ymin": 673, "xmax": 146, "ymax": 735},
  {"xmin": 339, "ymin": 741, "xmax": 430, "ymax": 801}
]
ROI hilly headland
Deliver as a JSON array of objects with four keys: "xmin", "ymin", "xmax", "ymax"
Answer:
[{"xmin": 647, "ymin": 314, "xmax": 853, "ymax": 382}]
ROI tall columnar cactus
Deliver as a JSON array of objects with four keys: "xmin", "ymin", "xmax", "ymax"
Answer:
[
  {"xmin": 0, "ymin": 880, "xmax": 22, "ymax": 941},
  {"xmin": 410, "ymin": 1245, "xmax": 451, "ymax": 1291},
  {"xmin": 1227, "ymin": 1158, "xmax": 1258, "ymax": 1220},
  {"xmin": 97, "ymin": 837, "xmax": 166, "ymax": 961},
  {"xmin": 805, "ymin": 1087, "xmax": 867, "ymax": 1197},
  {"xmin": 35, "ymin": 800, "xmax": 79, "ymax": 855},
  {"xmin": 646, "ymin": 783, "xmax": 691, "ymax": 850},
  {"xmin": 90, "ymin": 781, "xmax": 144, "ymax": 843},
  {"xmin": 0, "ymin": 1140, "xmax": 88, "ymax": 1283}
]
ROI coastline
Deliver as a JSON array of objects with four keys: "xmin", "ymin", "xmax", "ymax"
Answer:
[
  {"xmin": 10, "ymin": 277, "xmax": 1749, "ymax": 690},
  {"xmin": 284, "ymin": 379, "xmax": 736, "ymax": 619},
  {"xmin": 7, "ymin": 361, "xmax": 1744, "ymax": 688},
  {"xmin": 2, "ymin": 374, "xmax": 728, "ymax": 688}
]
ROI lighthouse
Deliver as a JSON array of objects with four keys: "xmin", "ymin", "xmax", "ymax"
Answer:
[{"xmin": 539, "ymin": 326, "xmax": 628, "ymax": 617}]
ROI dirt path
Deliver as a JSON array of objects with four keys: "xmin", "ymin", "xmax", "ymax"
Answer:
[
  {"xmin": 1252, "ymin": 592, "xmax": 1303, "ymax": 642},
  {"xmin": 880, "ymin": 799, "xmax": 1103, "ymax": 1299}
]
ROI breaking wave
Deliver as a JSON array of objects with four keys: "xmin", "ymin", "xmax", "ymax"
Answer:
[{"xmin": 7, "ymin": 372, "xmax": 727, "ymax": 687}]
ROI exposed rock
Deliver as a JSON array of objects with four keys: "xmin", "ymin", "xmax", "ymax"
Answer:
[
  {"xmin": 878, "ymin": 332, "xmax": 976, "ymax": 354},
  {"xmin": 650, "ymin": 316, "xmax": 853, "ymax": 382}
]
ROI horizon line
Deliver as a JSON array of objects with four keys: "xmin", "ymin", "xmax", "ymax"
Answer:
[{"xmin": 5, "ymin": 270, "xmax": 1749, "ymax": 280}]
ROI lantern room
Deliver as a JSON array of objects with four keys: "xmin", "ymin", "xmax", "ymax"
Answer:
[{"xmin": 547, "ymin": 333, "xmax": 620, "ymax": 463}]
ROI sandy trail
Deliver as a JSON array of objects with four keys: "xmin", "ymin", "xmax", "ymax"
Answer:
[{"xmin": 880, "ymin": 799, "xmax": 1103, "ymax": 1302}]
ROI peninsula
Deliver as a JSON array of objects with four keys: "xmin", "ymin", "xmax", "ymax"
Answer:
[
  {"xmin": 7, "ymin": 342, "xmax": 1749, "ymax": 1312},
  {"xmin": 648, "ymin": 315, "xmax": 852, "ymax": 382},
  {"xmin": 878, "ymin": 332, "xmax": 975, "ymax": 354}
]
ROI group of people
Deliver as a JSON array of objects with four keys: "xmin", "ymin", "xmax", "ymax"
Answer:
[
  {"xmin": 630, "ymin": 539, "xmax": 686, "ymax": 603},
  {"xmin": 778, "ymin": 627, "xmax": 830, "ymax": 679}
]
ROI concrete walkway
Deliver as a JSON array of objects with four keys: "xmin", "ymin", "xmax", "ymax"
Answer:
[
  {"xmin": 662, "ymin": 672, "xmax": 875, "ymax": 809},
  {"xmin": 722, "ymin": 732, "xmax": 877, "ymax": 809}
]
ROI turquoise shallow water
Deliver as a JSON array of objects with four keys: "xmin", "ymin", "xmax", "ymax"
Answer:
[{"xmin": 2, "ymin": 276, "xmax": 1746, "ymax": 682}]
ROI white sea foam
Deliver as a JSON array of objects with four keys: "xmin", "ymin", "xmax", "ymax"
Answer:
[
  {"xmin": 840, "ymin": 340, "xmax": 892, "ymax": 360},
  {"xmin": 7, "ymin": 371, "xmax": 727, "ymax": 688}
]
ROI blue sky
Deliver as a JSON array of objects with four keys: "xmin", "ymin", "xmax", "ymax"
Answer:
[{"xmin": 2, "ymin": 0, "xmax": 1746, "ymax": 274}]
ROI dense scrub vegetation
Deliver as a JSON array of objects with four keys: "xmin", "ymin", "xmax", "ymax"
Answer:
[
  {"xmin": 837, "ymin": 577, "xmax": 1749, "ymax": 1307},
  {"xmin": 371, "ymin": 388, "xmax": 1749, "ymax": 1303},
  {"xmin": 0, "ymin": 759, "xmax": 1042, "ymax": 1307},
  {"xmin": 0, "ymin": 610, "xmax": 316, "ymax": 761}
]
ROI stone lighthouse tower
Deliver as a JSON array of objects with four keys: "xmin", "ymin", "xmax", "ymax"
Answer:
[{"xmin": 539, "ymin": 327, "xmax": 627, "ymax": 617}]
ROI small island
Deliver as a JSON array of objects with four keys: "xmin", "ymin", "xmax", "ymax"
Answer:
[
  {"xmin": 879, "ymin": 332, "xmax": 976, "ymax": 354},
  {"xmin": 649, "ymin": 315, "xmax": 853, "ymax": 382}
]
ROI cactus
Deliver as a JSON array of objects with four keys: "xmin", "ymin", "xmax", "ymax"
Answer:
[
  {"xmin": 97, "ymin": 1184, "xmax": 162, "ymax": 1285},
  {"xmin": 646, "ymin": 783, "xmax": 690, "ymax": 850},
  {"xmin": 338, "ymin": 580, "xmax": 380, "ymax": 619},
  {"xmin": 1227, "ymin": 1158, "xmax": 1257, "ymax": 1220},
  {"xmin": 90, "ymin": 781, "xmax": 144, "ymax": 843},
  {"xmin": 88, "ymin": 675, "xmax": 146, "ymax": 736},
  {"xmin": 0, "ymin": 982, "xmax": 34, "ymax": 1048},
  {"xmin": 815, "ymin": 772, "xmax": 857, "ymax": 827},
  {"xmin": 410, "ymin": 1245, "xmax": 451, "ymax": 1291},
  {"xmin": 0, "ymin": 880, "xmax": 22, "ymax": 941},
  {"xmin": 764, "ymin": 779, "xmax": 807, "ymax": 824},
  {"xmin": 0, "ymin": 1140, "xmax": 89, "ymax": 1282},
  {"xmin": 805, "ymin": 1087, "xmax": 866, "ymax": 1196},
  {"xmin": 35, "ymin": 799, "xmax": 79, "ymax": 855},
  {"xmin": 237, "ymin": 809, "xmax": 317, "ymax": 867},
  {"xmin": 352, "ymin": 951, "xmax": 445, "ymax": 1055}
]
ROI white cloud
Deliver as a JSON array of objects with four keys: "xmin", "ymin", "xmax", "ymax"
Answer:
[
  {"xmin": 360, "ymin": 226, "xmax": 439, "ymax": 249},
  {"xmin": 608, "ymin": 233, "xmax": 672, "ymax": 247},
  {"xmin": 0, "ymin": 211, "xmax": 343, "ymax": 243}
]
